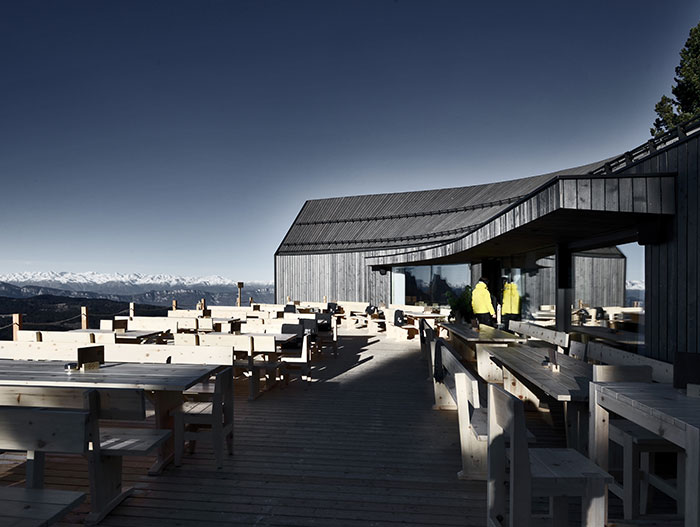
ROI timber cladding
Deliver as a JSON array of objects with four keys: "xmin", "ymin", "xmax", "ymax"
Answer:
[
  {"xmin": 620, "ymin": 134, "xmax": 699, "ymax": 361},
  {"xmin": 275, "ymin": 251, "xmax": 392, "ymax": 305}
]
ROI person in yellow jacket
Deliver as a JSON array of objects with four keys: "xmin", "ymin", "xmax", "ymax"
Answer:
[
  {"xmin": 501, "ymin": 281, "xmax": 521, "ymax": 327},
  {"xmin": 472, "ymin": 277, "xmax": 496, "ymax": 327}
]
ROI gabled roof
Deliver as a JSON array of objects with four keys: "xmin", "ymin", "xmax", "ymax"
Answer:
[{"xmin": 276, "ymin": 158, "xmax": 610, "ymax": 255}]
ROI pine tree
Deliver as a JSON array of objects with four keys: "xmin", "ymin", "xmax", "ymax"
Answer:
[{"xmin": 651, "ymin": 22, "xmax": 700, "ymax": 137}]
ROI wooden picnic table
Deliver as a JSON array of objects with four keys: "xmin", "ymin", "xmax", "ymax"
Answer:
[
  {"xmin": 486, "ymin": 344, "xmax": 593, "ymax": 451},
  {"xmin": 69, "ymin": 328, "xmax": 165, "ymax": 343},
  {"xmin": 590, "ymin": 382, "xmax": 700, "ymax": 527},
  {"xmin": 0, "ymin": 360, "xmax": 215, "ymax": 474},
  {"xmin": 439, "ymin": 323, "xmax": 526, "ymax": 382},
  {"xmin": 218, "ymin": 331, "xmax": 297, "ymax": 346},
  {"xmin": 439, "ymin": 323, "xmax": 525, "ymax": 343},
  {"xmin": 571, "ymin": 325, "xmax": 644, "ymax": 349}
]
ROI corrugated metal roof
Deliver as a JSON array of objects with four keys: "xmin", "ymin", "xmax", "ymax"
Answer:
[{"xmin": 277, "ymin": 158, "xmax": 610, "ymax": 254}]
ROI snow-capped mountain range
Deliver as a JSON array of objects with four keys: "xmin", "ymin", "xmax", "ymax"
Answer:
[
  {"xmin": 0, "ymin": 271, "xmax": 271, "ymax": 295},
  {"xmin": 0, "ymin": 271, "xmax": 275, "ymax": 306},
  {"xmin": 625, "ymin": 280, "xmax": 645, "ymax": 290}
]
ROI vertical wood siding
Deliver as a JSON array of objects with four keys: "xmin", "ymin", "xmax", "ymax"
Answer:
[
  {"xmin": 621, "ymin": 136, "xmax": 699, "ymax": 361},
  {"xmin": 275, "ymin": 252, "xmax": 391, "ymax": 305}
]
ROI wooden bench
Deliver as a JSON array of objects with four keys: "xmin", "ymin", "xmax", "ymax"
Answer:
[
  {"xmin": 193, "ymin": 334, "xmax": 287, "ymax": 400},
  {"xmin": 431, "ymin": 337, "xmax": 488, "ymax": 480},
  {"xmin": 0, "ymin": 486, "xmax": 86, "ymax": 526},
  {"xmin": 487, "ymin": 383, "xmax": 612, "ymax": 526},
  {"xmin": 508, "ymin": 320, "xmax": 569, "ymax": 352},
  {"xmin": 384, "ymin": 309, "xmax": 418, "ymax": 340},
  {"xmin": 586, "ymin": 341, "xmax": 673, "ymax": 384},
  {"xmin": 0, "ymin": 389, "xmax": 170, "ymax": 525}
]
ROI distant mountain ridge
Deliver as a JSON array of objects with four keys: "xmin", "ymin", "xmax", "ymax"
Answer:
[
  {"xmin": 0, "ymin": 271, "xmax": 271, "ymax": 293},
  {"xmin": 625, "ymin": 280, "xmax": 645, "ymax": 290},
  {"xmin": 0, "ymin": 271, "xmax": 275, "ymax": 306}
]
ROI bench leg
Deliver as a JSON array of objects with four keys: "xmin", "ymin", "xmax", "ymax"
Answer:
[
  {"xmin": 550, "ymin": 496, "xmax": 568, "ymax": 527},
  {"xmin": 86, "ymin": 454, "xmax": 134, "ymax": 526},
  {"xmin": 622, "ymin": 435, "xmax": 640, "ymax": 519},
  {"xmin": 639, "ymin": 452, "xmax": 653, "ymax": 514},
  {"xmin": 248, "ymin": 367, "xmax": 261, "ymax": 401},
  {"xmin": 676, "ymin": 450, "xmax": 686, "ymax": 515},
  {"xmin": 581, "ymin": 479, "xmax": 607, "ymax": 527},
  {"xmin": 26, "ymin": 451, "xmax": 45, "ymax": 489},
  {"xmin": 173, "ymin": 413, "xmax": 184, "ymax": 466},
  {"xmin": 212, "ymin": 419, "xmax": 224, "ymax": 469},
  {"xmin": 458, "ymin": 438, "xmax": 487, "ymax": 481}
]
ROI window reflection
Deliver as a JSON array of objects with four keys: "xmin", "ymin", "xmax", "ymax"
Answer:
[{"xmin": 391, "ymin": 264, "xmax": 470, "ymax": 305}]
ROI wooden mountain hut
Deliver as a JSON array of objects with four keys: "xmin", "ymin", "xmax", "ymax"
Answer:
[{"xmin": 276, "ymin": 117, "xmax": 700, "ymax": 365}]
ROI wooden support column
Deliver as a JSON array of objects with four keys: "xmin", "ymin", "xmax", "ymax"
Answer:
[
  {"xmin": 129, "ymin": 302, "xmax": 135, "ymax": 318},
  {"xmin": 555, "ymin": 243, "xmax": 573, "ymax": 333},
  {"xmin": 12, "ymin": 313, "xmax": 22, "ymax": 341},
  {"xmin": 81, "ymin": 306, "xmax": 88, "ymax": 330}
]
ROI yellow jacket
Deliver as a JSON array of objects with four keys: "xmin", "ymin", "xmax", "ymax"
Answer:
[
  {"xmin": 472, "ymin": 282, "xmax": 495, "ymax": 316},
  {"xmin": 502, "ymin": 282, "xmax": 520, "ymax": 315}
]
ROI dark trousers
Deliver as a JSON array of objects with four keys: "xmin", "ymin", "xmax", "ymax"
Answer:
[
  {"xmin": 475, "ymin": 313, "xmax": 494, "ymax": 327},
  {"xmin": 502, "ymin": 314, "xmax": 520, "ymax": 329}
]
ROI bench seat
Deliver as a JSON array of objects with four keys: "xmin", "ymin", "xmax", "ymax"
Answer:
[
  {"xmin": 0, "ymin": 486, "xmax": 86, "ymax": 527},
  {"xmin": 99, "ymin": 427, "xmax": 171, "ymax": 456}
]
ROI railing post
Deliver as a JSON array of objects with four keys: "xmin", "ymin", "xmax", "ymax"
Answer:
[
  {"xmin": 237, "ymin": 282, "xmax": 244, "ymax": 307},
  {"xmin": 81, "ymin": 306, "xmax": 88, "ymax": 330},
  {"xmin": 129, "ymin": 302, "xmax": 135, "ymax": 318},
  {"xmin": 172, "ymin": 299, "xmax": 177, "ymax": 311},
  {"xmin": 12, "ymin": 313, "xmax": 22, "ymax": 341}
]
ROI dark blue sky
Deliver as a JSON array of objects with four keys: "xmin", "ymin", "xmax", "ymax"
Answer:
[{"xmin": 1, "ymin": 1, "xmax": 697, "ymax": 280}]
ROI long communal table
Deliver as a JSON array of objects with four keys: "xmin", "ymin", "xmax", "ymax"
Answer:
[
  {"xmin": 486, "ymin": 344, "xmax": 593, "ymax": 451},
  {"xmin": 571, "ymin": 325, "xmax": 644, "ymax": 350},
  {"xmin": 438, "ymin": 323, "xmax": 526, "ymax": 381},
  {"xmin": 69, "ymin": 328, "xmax": 166, "ymax": 343},
  {"xmin": 0, "ymin": 360, "xmax": 215, "ymax": 474},
  {"xmin": 590, "ymin": 382, "xmax": 700, "ymax": 527}
]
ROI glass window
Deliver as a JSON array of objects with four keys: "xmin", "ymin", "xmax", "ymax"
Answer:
[{"xmin": 391, "ymin": 264, "xmax": 470, "ymax": 305}]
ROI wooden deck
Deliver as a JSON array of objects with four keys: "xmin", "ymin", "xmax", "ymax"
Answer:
[
  {"xmin": 0, "ymin": 329, "xmax": 488, "ymax": 526},
  {"xmin": 0, "ymin": 325, "xmax": 669, "ymax": 525}
]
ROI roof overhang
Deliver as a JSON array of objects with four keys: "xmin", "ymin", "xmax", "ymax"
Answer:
[{"xmin": 367, "ymin": 172, "xmax": 676, "ymax": 268}]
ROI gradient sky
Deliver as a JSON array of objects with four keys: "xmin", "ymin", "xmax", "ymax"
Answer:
[{"xmin": 1, "ymin": 1, "xmax": 698, "ymax": 282}]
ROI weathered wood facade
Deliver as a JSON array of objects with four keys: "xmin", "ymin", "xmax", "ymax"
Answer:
[
  {"xmin": 275, "ymin": 160, "xmax": 634, "ymax": 309},
  {"xmin": 612, "ymin": 131, "xmax": 700, "ymax": 361},
  {"xmin": 277, "ymin": 119, "xmax": 700, "ymax": 365}
]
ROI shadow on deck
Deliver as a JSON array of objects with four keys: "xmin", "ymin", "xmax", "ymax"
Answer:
[{"xmin": 0, "ymin": 330, "xmax": 491, "ymax": 525}]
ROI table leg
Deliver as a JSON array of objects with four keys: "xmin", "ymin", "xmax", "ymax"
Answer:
[
  {"xmin": 147, "ymin": 390, "xmax": 183, "ymax": 475},
  {"xmin": 564, "ymin": 401, "xmax": 588, "ymax": 454},
  {"xmin": 588, "ymin": 383, "xmax": 609, "ymax": 525},
  {"xmin": 684, "ymin": 426, "xmax": 700, "ymax": 527}
]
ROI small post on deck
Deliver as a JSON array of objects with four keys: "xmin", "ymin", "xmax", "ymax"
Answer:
[
  {"xmin": 172, "ymin": 299, "xmax": 177, "ymax": 311},
  {"xmin": 81, "ymin": 306, "xmax": 88, "ymax": 330},
  {"xmin": 12, "ymin": 313, "xmax": 22, "ymax": 341},
  {"xmin": 323, "ymin": 295, "xmax": 327, "ymax": 303},
  {"xmin": 286, "ymin": 295, "xmax": 291, "ymax": 303},
  {"xmin": 555, "ymin": 243, "xmax": 573, "ymax": 333},
  {"xmin": 237, "ymin": 282, "xmax": 244, "ymax": 307},
  {"xmin": 249, "ymin": 296, "xmax": 253, "ymax": 306},
  {"xmin": 129, "ymin": 302, "xmax": 135, "ymax": 318}
]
